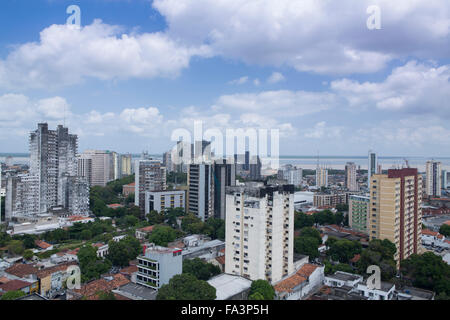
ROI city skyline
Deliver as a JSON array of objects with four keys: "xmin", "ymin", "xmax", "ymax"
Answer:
[{"xmin": 0, "ymin": 1, "xmax": 449, "ymax": 156}]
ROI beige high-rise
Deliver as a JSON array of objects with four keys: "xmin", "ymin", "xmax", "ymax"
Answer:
[{"xmin": 369, "ymin": 168, "xmax": 422, "ymax": 268}]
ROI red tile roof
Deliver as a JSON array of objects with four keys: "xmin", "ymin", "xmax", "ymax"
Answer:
[
  {"xmin": 120, "ymin": 265, "xmax": 138, "ymax": 275},
  {"xmin": 215, "ymin": 255, "xmax": 225, "ymax": 266},
  {"xmin": 350, "ymin": 254, "xmax": 361, "ymax": 263},
  {"xmin": 444, "ymin": 220, "xmax": 450, "ymax": 226},
  {"xmin": 274, "ymin": 264, "xmax": 319, "ymax": 293},
  {"xmin": 72, "ymin": 274, "xmax": 130, "ymax": 300},
  {"xmin": 138, "ymin": 226, "xmax": 154, "ymax": 233},
  {"xmin": 422, "ymin": 229, "xmax": 440, "ymax": 237},
  {"xmin": 36, "ymin": 262, "xmax": 77, "ymax": 279},
  {"xmin": 5, "ymin": 264, "xmax": 38, "ymax": 278},
  {"xmin": 35, "ymin": 240, "xmax": 52, "ymax": 250},
  {"xmin": 0, "ymin": 279, "xmax": 31, "ymax": 292},
  {"xmin": 0, "ymin": 277, "xmax": 11, "ymax": 284}
]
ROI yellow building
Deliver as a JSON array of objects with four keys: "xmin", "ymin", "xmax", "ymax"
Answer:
[{"xmin": 369, "ymin": 168, "xmax": 422, "ymax": 268}]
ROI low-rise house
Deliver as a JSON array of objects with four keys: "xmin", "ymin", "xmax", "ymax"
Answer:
[
  {"xmin": 36, "ymin": 262, "xmax": 77, "ymax": 299},
  {"xmin": 92, "ymin": 243, "xmax": 109, "ymax": 258},
  {"xmin": 274, "ymin": 263, "xmax": 324, "ymax": 300},
  {"xmin": 34, "ymin": 240, "xmax": 54, "ymax": 252},
  {"xmin": 67, "ymin": 273, "xmax": 130, "ymax": 300},
  {"xmin": 122, "ymin": 182, "xmax": 135, "ymax": 197},
  {"xmin": 207, "ymin": 274, "xmax": 252, "ymax": 300},
  {"xmin": 396, "ymin": 286, "xmax": 435, "ymax": 300},
  {"xmin": 112, "ymin": 282, "xmax": 157, "ymax": 300},
  {"xmin": 107, "ymin": 204, "xmax": 124, "ymax": 210},
  {"xmin": 422, "ymin": 229, "xmax": 448, "ymax": 249},
  {"xmin": 135, "ymin": 226, "xmax": 154, "ymax": 240},
  {"xmin": 0, "ymin": 279, "xmax": 39, "ymax": 297}
]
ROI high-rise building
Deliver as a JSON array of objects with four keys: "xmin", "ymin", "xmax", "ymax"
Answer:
[
  {"xmin": 349, "ymin": 195, "xmax": 370, "ymax": 234},
  {"xmin": 120, "ymin": 154, "xmax": 132, "ymax": 177},
  {"xmin": 78, "ymin": 150, "xmax": 113, "ymax": 187},
  {"xmin": 187, "ymin": 163, "xmax": 214, "ymax": 221},
  {"xmin": 225, "ymin": 183, "xmax": 295, "ymax": 284},
  {"xmin": 442, "ymin": 170, "xmax": 448, "ymax": 190},
  {"xmin": 135, "ymin": 160, "xmax": 166, "ymax": 215},
  {"xmin": 249, "ymin": 156, "xmax": 262, "ymax": 180},
  {"xmin": 6, "ymin": 123, "xmax": 88, "ymax": 219},
  {"xmin": 369, "ymin": 168, "xmax": 423, "ymax": 267},
  {"xmin": 368, "ymin": 151, "xmax": 377, "ymax": 189},
  {"xmin": 278, "ymin": 166, "xmax": 303, "ymax": 187},
  {"xmin": 345, "ymin": 162, "xmax": 359, "ymax": 192},
  {"xmin": 162, "ymin": 151, "xmax": 175, "ymax": 173},
  {"xmin": 425, "ymin": 161, "xmax": 442, "ymax": 197},
  {"xmin": 213, "ymin": 160, "xmax": 236, "ymax": 219},
  {"xmin": 316, "ymin": 167, "xmax": 328, "ymax": 188}
]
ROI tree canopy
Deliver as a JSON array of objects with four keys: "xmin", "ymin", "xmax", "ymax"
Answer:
[
  {"xmin": 156, "ymin": 273, "xmax": 216, "ymax": 300},
  {"xmin": 182, "ymin": 258, "xmax": 221, "ymax": 281},
  {"xmin": 249, "ymin": 280, "xmax": 275, "ymax": 300}
]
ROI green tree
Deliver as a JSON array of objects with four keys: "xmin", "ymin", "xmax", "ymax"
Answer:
[
  {"xmin": 147, "ymin": 210, "xmax": 165, "ymax": 225},
  {"xmin": 77, "ymin": 245, "xmax": 111, "ymax": 282},
  {"xmin": 356, "ymin": 239, "xmax": 397, "ymax": 281},
  {"xmin": 23, "ymin": 249, "xmax": 34, "ymax": 261},
  {"xmin": 249, "ymin": 280, "xmax": 275, "ymax": 300},
  {"xmin": 439, "ymin": 224, "xmax": 450, "ymax": 237},
  {"xmin": 97, "ymin": 291, "xmax": 116, "ymax": 300},
  {"xmin": 327, "ymin": 239, "xmax": 361, "ymax": 263},
  {"xmin": 248, "ymin": 292, "xmax": 265, "ymax": 300},
  {"xmin": 294, "ymin": 237, "xmax": 320, "ymax": 260},
  {"xmin": 1, "ymin": 290, "xmax": 26, "ymax": 300},
  {"xmin": 156, "ymin": 274, "xmax": 216, "ymax": 300},
  {"xmin": 294, "ymin": 212, "xmax": 314, "ymax": 229},
  {"xmin": 183, "ymin": 258, "xmax": 221, "ymax": 280},
  {"xmin": 7, "ymin": 240, "xmax": 24, "ymax": 256},
  {"xmin": 299, "ymin": 227, "xmax": 322, "ymax": 244},
  {"xmin": 205, "ymin": 218, "xmax": 225, "ymax": 240},
  {"xmin": 148, "ymin": 225, "xmax": 177, "ymax": 247},
  {"xmin": 107, "ymin": 236, "xmax": 142, "ymax": 267}
]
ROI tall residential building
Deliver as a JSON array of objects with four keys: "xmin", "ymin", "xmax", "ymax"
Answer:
[
  {"xmin": 368, "ymin": 151, "xmax": 377, "ymax": 189},
  {"xmin": 425, "ymin": 161, "xmax": 442, "ymax": 197},
  {"xmin": 278, "ymin": 166, "xmax": 303, "ymax": 187},
  {"xmin": 135, "ymin": 160, "xmax": 166, "ymax": 215},
  {"xmin": 345, "ymin": 162, "xmax": 359, "ymax": 192},
  {"xmin": 225, "ymin": 183, "xmax": 295, "ymax": 284},
  {"xmin": 213, "ymin": 160, "xmax": 236, "ymax": 220},
  {"xmin": 249, "ymin": 155, "xmax": 262, "ymax": 180},
  {"xmin": 187, "ymin": 163, "xmax": 214, "ymax": 221},
  {"xmin": 349, "ymin": 195, "xmax": 370, "ymax": 234},
  {"xmin": 442, "ymin": 170, "xmax": 448, "ymax": 190},
  {"xmin": 316, "ymin": 167, "xmax": 328, "ymax": 188},
  {"xmin": 120, "ymin": 154, "xmax": 132, "ymax": 177},
  {"xmin": 78, "ymin": 150, "xmax": 113, "ymax": 187},
  {"xmin": 162, "ymin": 151, "xmax": 175, "ymax": 173},
  {"xmin": 369, "ymin": 168, "xmax": 423, "ymax": 267},
  {"xmin": 6, "ymin": 123, "xmax": 88, "ymax": 219},
  {"xmin": 136, "ymin": 245, "xmax": 183, "ymax": 289}
]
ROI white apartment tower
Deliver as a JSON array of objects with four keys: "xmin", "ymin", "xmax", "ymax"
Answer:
[
  {"xmin": 345, "ymin": 162, "xmax": 359, "ymax": 192},
  {"xmin": 425, "ymin": 161, "xmax": 442, "ymax": 197},
  {"xmin": 316, "ymin": 167, "xmax": 328, "ymax": 188},
  {"xmin": 188, "ymin": 163, "xmax": 214, "ymax": 221},
  {"xmin": 78, "ymin": 150, "xmax": 113, "ymax": 187},
  {"xmin": 225, "ymin": 183, "xmax": 295, "ymax": 284}
]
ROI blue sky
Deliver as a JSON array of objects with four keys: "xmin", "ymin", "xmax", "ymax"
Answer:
[{"xmin": 0, "ymin": 0, "xmax": 449, "ymax": 157}]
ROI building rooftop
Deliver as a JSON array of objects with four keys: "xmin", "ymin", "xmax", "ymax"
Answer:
[
  {"xmin": 327, "ymin": 271, "xmax": 362, "ymax": 282},
  {"xmin": 207, "ymin": 274, "xmax": 252, "ymax": 300},
  {"xmin": 0, "ymin": 279, "xmax": 32, "ymax": 292},
  {"xmin": 5, "ymin": 263, "xmax": 38, "ymax": 278},
  {"xmin": 35, "ymin": 240, "xmax": 52, "ymax": 250},
  {"xmin": 113, "ymin": 282, "xmax": 157, "ymax": 300},
  {"xmin": 397, "ymin": 286, "xmax": 435, "ymax": 300}
]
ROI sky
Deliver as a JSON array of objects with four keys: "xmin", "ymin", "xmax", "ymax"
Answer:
[{"xmin": 0, "ymin": 0, "xmax": 449, "ymax": 157}]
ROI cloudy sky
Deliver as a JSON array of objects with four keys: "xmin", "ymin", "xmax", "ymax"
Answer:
[{"xmin": 0, "ymin": 0, "xmax": 449, "ymax": 156}]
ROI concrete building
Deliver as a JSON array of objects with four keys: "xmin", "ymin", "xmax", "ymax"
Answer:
[
  {"xmin": 136, "ymin": 245, "xmax": 182, "ymax": 289},
  {"xmin": 188, "ymin": 163, "xmax": 214, "ymax": 221},
  {"xmin": 249, "ymin": 156, "xmax": 262, "ymax": 181},
  {"xmin": 207, "ymin": 274, "xmax": 252, "ymax": 300},
  {"xmin": 121, "ymin": 154, "xmax": 133, "ymax": 177},
  {"xmin": 313, "ymin": 193, "xmax": 346, "ymax": 207},
  {"xmin": 368, "ymin": 151, "xmax": 378, "ymax": 189},
  {"xmin": 162, "ymin": 151, "xmax": 175, "ymax": 173},
  {"xmin": 144, "ymin": 190, "xmax": 185, "ymax": 214},
  {"xmin": 5, "ymin": 124, "xmax": 87, "ymax": 220},
  {"xmin": 78, "ymin": 150, "xmax": 113, "ymax": 187},
  {"xmin": 135, "ymin": 160, "xmax": 166, "ymax": 216},
  {"xmin": 225, "ymin": 183, "xmax": 295, "ymax": 284},
  {"xmin": 316, "ymin": 167, "xmax": 328, "ymax": 188},
  {"xmin": 425, "ymin": 161, "xmax": 442, "ymax": 197},
  {"xmin": 369, "ymin": 168, "xmax": 423, "ymax": 267},
  {"xmin": 349, "ymin": 195, "xmax": 370, "ymax": 234},
  {"xmin": 213, "ymin": 160, "xmax": 236, "ymax": 220},
  {"xmin": 278, "ymin": 166, "xmax": 303, "ymax": 187},
  {"xmin": 345, "ymin": 162, "xmax": 359, "ymax": 192},
  {"xmin": 442, "ymin": 170, "xmax": 448, "ymax": 190}
]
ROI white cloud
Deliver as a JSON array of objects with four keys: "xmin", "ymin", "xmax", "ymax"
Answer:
[
  {"xmin": 228, "ymin": 76, "xmax": 249, "ymax": 85},
  {"xmin": 153, "ymin": 0, "xmax": 450, "ymax": 74},
  {"xmin": 267, "ymin": 72, "xmax": 285, "ymax": 84},
  {"xmin": 0, "ymin": 20, "xmax": 211, "ymax": 89},
  {"xmin": 37, "ymin": 97, "xmax": 70, "ymax": 120},
  {"xmin": 331, "ymin": 61, "xmax": 450, "ymax": 116}
]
